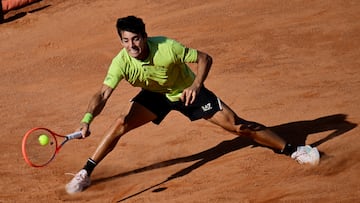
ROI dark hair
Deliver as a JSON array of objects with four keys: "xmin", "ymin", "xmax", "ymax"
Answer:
[{"xmin": 116, "ymin": 16, "xmax": 147, "ymax": 39}]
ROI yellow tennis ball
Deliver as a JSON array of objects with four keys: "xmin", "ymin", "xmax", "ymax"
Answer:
[{"xmin": 38, "ymin": 134, "xmax": 49, "ymax": 146}]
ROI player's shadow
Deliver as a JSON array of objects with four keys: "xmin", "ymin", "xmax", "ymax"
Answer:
[
  {"xmin": 269, "ymin": 113, "xmax": 357, "ymax": 148},
  {"xmin": 93, "ymin": 113, "xmax": 356, "ymax": 187},
  {"xmin": 92, "ymin": 135, "xmax": 256, "ymax": 186}
]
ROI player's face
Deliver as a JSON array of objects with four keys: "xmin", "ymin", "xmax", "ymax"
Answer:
[{"xmin": 120, "ymin": 31, "xmax": 148, "ymax": 60}]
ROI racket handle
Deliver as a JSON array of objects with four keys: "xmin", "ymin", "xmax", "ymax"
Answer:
[{"xmin": 66, "ymin": 131, "xmax": 83, "ymax": 140}]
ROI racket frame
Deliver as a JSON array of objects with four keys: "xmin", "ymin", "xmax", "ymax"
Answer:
[{"xmin": 21, "ymin": 127, "xmax": 82, "ymax": 167}]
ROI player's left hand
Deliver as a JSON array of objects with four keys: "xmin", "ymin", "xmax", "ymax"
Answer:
[{"xmin": 180, "ymin": 84, "xmax": 201, "ymax": 106}]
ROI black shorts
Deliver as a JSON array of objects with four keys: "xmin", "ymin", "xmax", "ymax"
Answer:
[{"xmin": 132, "ymin": 87, "xmax": 223, "ymax": 124}]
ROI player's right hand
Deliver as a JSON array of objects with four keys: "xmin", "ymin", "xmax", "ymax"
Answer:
[{"xmin": 79, "ymin": 123, "xmax": 91, "ymax": 138}]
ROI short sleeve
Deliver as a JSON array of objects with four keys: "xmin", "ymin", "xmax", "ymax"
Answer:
[
  {"xmin": 171, "ymin": 39, "xmax": 198, "ymax": 63},
  {"xmin": 103, "ymin": 53, "xmax": 125, "ymax": 89}
]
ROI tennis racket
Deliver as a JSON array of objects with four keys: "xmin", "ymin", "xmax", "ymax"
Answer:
[{"xmin": 21, "ymin": 127, "xmax": 82, "ymax": 167}]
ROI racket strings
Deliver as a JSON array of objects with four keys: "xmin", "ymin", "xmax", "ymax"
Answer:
[{"xmin": 23, "ymin": 130, "xmax": 57, "ymax": 167}]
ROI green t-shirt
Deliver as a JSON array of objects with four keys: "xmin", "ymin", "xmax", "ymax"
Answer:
[{"xmin": 104, "ymin": 36, "xmax": 198, "ymax": 101}]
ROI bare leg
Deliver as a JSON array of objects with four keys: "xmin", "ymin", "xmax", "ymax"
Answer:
[
  {"xmin": 65, "ymin": 102, "xmax": 157, "ymax": 194},
  {"xmin": 91, "ymin": 102, "xmax": 157, "ymax": 163},
  {"xmin": 207, "ymin": 101, "xmax": 286, "ymax": 151}
]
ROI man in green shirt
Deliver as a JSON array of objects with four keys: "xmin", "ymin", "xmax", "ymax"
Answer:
[
  {"xmin": 66, "ymin": 16, "xmax": 320, "ymax": 194},
  {"xmin": 104, "ymin": 35, "xmax": 199, "ymax": 102}
]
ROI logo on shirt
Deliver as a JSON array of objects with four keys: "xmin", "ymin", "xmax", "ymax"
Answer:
[{"xmin": 201, "ymin": 103, "xmax": 213, "ymax": 112}]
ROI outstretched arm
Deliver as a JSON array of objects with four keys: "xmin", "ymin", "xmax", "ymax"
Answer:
[
  {"xmin": 80, "ymin": 84, "xmax": 114, "ymax": 138},
  {"xmin": 181, "ymin": 50, "xmax": 213, "ymax": 106}
]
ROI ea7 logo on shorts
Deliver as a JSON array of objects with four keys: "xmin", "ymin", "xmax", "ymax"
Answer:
[{"xmin": 201, "ymin": 103, "xmax": 212, "ymax": 112}]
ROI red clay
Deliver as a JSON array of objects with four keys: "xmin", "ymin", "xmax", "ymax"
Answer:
[{"xmin": 1, "ymin": 0, "xmax": 359, "ymax": 202}]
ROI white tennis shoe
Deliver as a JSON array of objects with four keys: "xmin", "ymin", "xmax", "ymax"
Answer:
[
  {"xmin": 65, "ymin": 169, "xmax": 91, "ymax": 194},
  {"xmin": 291, "ymin": 145, "xmax": 320, "ymax": 165}
]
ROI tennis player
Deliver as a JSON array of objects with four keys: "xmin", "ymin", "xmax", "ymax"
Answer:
[{"xmin": 66, "ymin": 16, "xmax": 320, "ymax": 194}]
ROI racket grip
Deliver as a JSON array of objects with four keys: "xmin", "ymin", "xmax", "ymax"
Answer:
[{"xmin": 66, "ymin": 131, "xmax": 83, "ymax": 140}]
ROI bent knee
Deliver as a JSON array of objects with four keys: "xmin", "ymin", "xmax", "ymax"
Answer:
[
  {"xmin": 115, "ymin": 115, "xmax": 126, "ymax": 126},
  {"xmin": 111, "ymin": 115, "xmax": 128, "ymax": 135}
]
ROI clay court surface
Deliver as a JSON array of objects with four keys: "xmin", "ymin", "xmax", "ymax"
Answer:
[{"xmin": 1, "ymin": 0, "xmax": 359, "ymax": 202}]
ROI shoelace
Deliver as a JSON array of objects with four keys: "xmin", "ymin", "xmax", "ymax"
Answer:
[
  {"xmin": 65, "ymin": 172, "xmax": 76, "ymax": 177},
  {"xmin": 65, "ymin": 172, "xmax": 86, "ymax": 182},
  {"xmin": 65, "ymin": 173, "xmax": 86, "ymax": 185}
]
